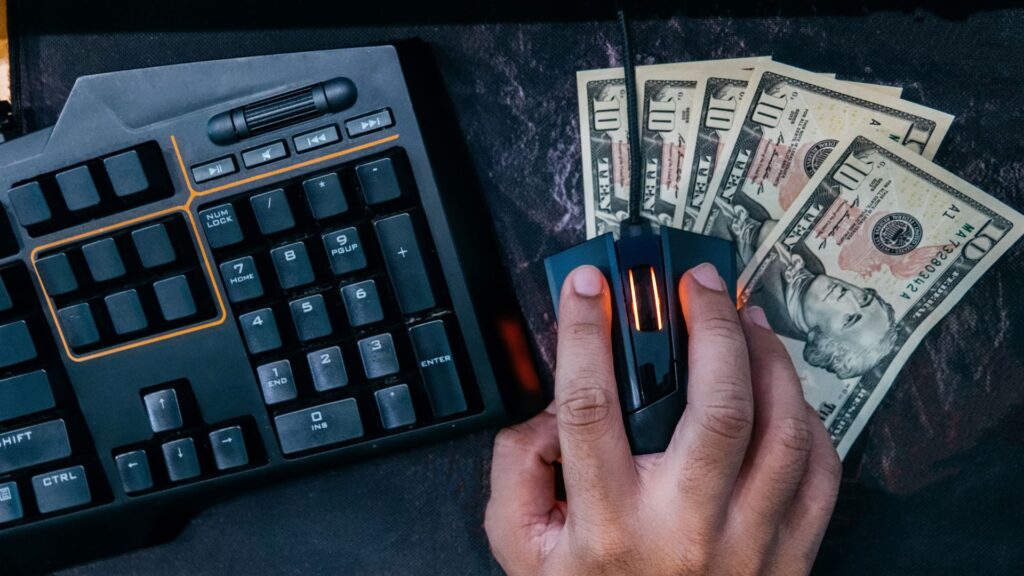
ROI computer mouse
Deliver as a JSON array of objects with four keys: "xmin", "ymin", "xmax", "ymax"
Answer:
[{"xmin": 544, "ymin": 228, "xmax": 737, "ymax": 455}]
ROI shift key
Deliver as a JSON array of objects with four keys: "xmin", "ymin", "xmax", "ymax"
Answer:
[
  {"xmin": 0, "ymin": 420, "xmax": 72, "ymax": 474},
  {"xmin": 374, "ymin": 213, "xmax": 435, "ymax": 314}
]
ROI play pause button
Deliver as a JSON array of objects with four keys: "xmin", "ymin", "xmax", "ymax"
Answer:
[{"xmin": 345, "ymin": 109, "xmax": 394, "ymax": 137}]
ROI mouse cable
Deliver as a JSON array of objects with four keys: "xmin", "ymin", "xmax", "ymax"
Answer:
[{"xmin": 616, "ymin": 6, "xmax": 646, "ymax": 237}]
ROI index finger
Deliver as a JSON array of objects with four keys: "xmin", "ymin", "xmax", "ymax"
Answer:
[{"xmin": 554, "ymin": 265, "xmax": 638, "ymax": 528}]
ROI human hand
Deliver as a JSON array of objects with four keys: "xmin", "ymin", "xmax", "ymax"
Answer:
[{"xmin": 485, "ymin": 264, "xmax": 841, "ymax": 575}]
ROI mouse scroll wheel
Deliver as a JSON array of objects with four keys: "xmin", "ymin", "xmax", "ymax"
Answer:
[{"xmin": 627, "ymin": 266, "xmax": 664, "ymax": 332}]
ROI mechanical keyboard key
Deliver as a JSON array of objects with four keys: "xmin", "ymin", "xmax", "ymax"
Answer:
[
  {"xmin": 374, "ymin": 213, "xmax": 435, "ymax": 314},
  {"xmin": 32, "ymin": 465, "xmax": 91, "ymax": 514},
  {"xmin": 36, "ymin": 253, "xmax": 78, "ymax": 296},
  {"xmin": 115, "ymin": 451, "xmax": 153, "ymax": 494},
  {"xmin": 356, "ymin": 157, "xmax": 403, "ymax": 205},
  {"xmin": 105, "ymin": 289, "xmax": 148, "ymax": 335},
  {"xmin": 0, "ymin": 275, "xmax": 11, "ymax": 311},
  {"xmin": 251, "ymin": 189, "xmax": 295, "ymax": 235},
  {"xmin": 410, "ymin": 320, "xmax": 467, "ymax": 417},
  {"xmin": 104, "ymin": 150, "xmax": 149, "ymax": 198},
  {"xmin": 0, "ymin": 419, "xmax": 72, "ymax": 474},
  {"xmin": 132, "ymin": 223, "xmax": 176, "ymax": 269},
  {"xmin": 340, "ymin": 279, "xmax": 384, "ymax": 327},
  {"xmin": 143, "ymin": 389, "xmax": 183, "ymax": 433},
  {"xmin": 0, "ymin": 371, "xmax": 55, "ymax": 423},
  {"xmin": 0, "ymin": 321, "xmax": 37, "ymax": 369},
  {"xmin": 375, "ymin": 384, "xmax": 416, "ymax": 429},
  {"xmin": 289, "ymin": 294, "xmax": 333, "ymax": 342},
  {"xmin": 303, "ymin": 173, "xmax": 348, "ymax": 220},
  {"xmin": 239, "ymin": 308, "xmax": 282, "ymax": 354},
  {"xmin": 358, "ymin": 333, "xmax": 399, "ymax": 379},
  {"xmin": 209, "ymin": 426, "xmax": 249, "ymax": 470},
  {"xmin": 220, "ymin": 256, "xmax": 264, "ymax": 303},
  {"xmin": 308, "ymin": 346, "xmax": 347, "ymax": 391},
  {"xmin": 56, "ymin": 166, "xmax": 101, "ymax": 212},
  {"xmin": 199, "ymin": 204, "xmax": 244, "ymax": 249},
  {"xmin": 0, "ymin": 481, "xmax": 24, "ymax": 525},
  {"xmin": 322, "ymin": 227, "xmax": 367, "ymax": 276},
  {"xmin": 57, "ymin": 304, "xmax": 101, "ymax": 349},
  {"xmin": 257, "ymin": 360, "xmax": 297, "ymax": 405},
  {"xmin": 154, "ymin": 275, "xmax": 197, "ymax": 321},
  {"xmin": 275, "ymin": 399, "xmax": 363, "ymax": 455},
  {"xmin": 271, "ymin": 242, "xmax": 315, "ymax": 289},
  {"xmin": 162, "ymin": 438, "xmax": 201, "ymax": 482},
  {"xmin": 8, "ymin": 182, "xmax": 51, "ymax": 227},
  {"xmin": 82, "ymin": 238, "xmax": 126, "ymax": 282}
]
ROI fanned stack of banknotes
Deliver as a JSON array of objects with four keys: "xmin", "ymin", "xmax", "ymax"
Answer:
[{"xmin": 576, "ymin": 56, "xmax": 1024, "ymax": 457}]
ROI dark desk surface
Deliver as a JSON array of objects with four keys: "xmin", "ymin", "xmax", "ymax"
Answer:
[{"xmin": 5, "ymin": 2, "xmax": 1023, "ymax": 574}]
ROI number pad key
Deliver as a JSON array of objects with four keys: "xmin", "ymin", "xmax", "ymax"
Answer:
[
  {"xmin": 220, "ymin": 256, "xmax": 264, "ymax": 303},
  {"xmin": 322, "ymin": 228, "xmax": 367, "ymax": 276},
  {"xmin": 271, "ymin": 242, "xmax": 315, "ymax": 290},
  {"xmin": 375, "ymin": 384, "xmax": 416, "ymax": 429},
  {"xmin": 374, "ymin": 214, "xmax": 435, "ymax": 314},
  {"xmin": 307, "ymin": 346, "xmax": 347, "ymax": 391},
  {"xmin": 303, "ymin": 173, "xmax": 348, "ymax": 220},
  {"xmin": 358, "ymin": 333, "xmax": 399, "ymax": 379},
  {"xmin": 289, "ymin": 295, "xmax": 333, "ymax": 342},
  {"xmin": 239, "ymin": 308, "xmax": 282, "ymax": 354},
  {"xmin": 257, "ymin": 360, "xmax": 297, "ymax": 405},
  {"xmin": 340, "ymin": 280, "xmax": 384, "ymax": 327},
  {"xmin": 250, "ymin": 189, "xmax": 295, "ymax": 235}
]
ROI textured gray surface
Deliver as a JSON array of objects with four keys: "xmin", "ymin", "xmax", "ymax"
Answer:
[{"xmin": 7, "ymin": 4, "xmax": 1023, "ymax": 574}]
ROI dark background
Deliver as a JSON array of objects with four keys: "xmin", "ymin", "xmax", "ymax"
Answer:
[{"xmin": 5, "ymin": 1, "xmax": 1023, "ymax": 573}]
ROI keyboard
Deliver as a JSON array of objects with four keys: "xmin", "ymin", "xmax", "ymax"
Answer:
[{"xmin": 0, "ymin": 43, "xmax": 540, "ymax": 572}]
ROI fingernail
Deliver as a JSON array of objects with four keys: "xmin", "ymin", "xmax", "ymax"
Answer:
[
  {"xmin": 691, "ymin": 263, "xmax": 725, "ymax": 291},
  {"xmin": 745, "ymin": 305, "xmax": 771, "ymax": 330},
  {"xmin": 572, "ymin": 266, "xmax": 604, "ymax": 297}
]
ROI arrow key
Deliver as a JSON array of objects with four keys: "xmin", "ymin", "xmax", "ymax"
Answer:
[
  {"xmin": 209, "ymin": 426, "xmax": 249, "ymax": 471},
  {"xmin": 115, "ymin": 450, "xmax": 153, "ymax": 494},
  {"xmin": 162, "ymin": 438, "xmax": 200, "ymax": 482}
]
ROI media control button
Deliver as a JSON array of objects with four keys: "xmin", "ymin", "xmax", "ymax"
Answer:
[
  {"xmin": 345, "ymin": 109, "xmax": 394, "ymax": 138},
  {"xmin": 293, "ymin": 125, "xmax": 340, "ymax": 153},
  {"xmin": 242, "ymin": 141, "xmax": 288, "ymax": 168},
  {"xmin": 192, "ymin": 156, "xmax": 237, "ymax": 184}
]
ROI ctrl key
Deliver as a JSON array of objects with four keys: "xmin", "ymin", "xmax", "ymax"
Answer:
[
  {"xmin": 32, "ymin": 465, "xmax": 91, "ymax": 514},
  {"xmin": 275, "ymin": 399, "xmax": 363, "ymax": 455}
]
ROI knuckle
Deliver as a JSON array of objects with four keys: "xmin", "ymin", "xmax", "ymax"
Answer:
[
  {"xmin": 557, "ymin": 385, "xmax": 616, "ymax": 440},
  {"xmin": 696, "ymin": 311, "xmax": 746, "ymax": 348},
  {"xmin": 566, "ymin": 320, "xmax": 606, "ymax": 340},
  {"xmin": 698, "ymin": 389, "xmax": 754, "ymax": 441},
  {"xmin": 772, "ymin": 417, "xmax": 814, "ymax": 456}
]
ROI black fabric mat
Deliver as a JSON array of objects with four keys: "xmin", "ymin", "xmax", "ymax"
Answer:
[{"xmin": 6, "ymin": 2, "xmax": 1023, "ymax": 574}]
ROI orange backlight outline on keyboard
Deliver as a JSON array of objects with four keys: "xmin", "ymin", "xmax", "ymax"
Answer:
[{"xmin": 31, "ymin": 132, "xmax": 401, "ymax": 362}]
